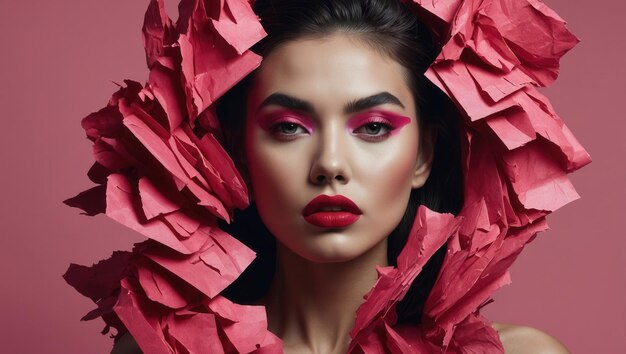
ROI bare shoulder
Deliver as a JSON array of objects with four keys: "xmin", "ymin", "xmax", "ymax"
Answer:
[{"xmin": 491, "ymin": 322, "xmax": 570, "ymax": 354}]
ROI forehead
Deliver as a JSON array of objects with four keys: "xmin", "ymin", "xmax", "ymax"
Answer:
[{"xmin": 249, "ymin": 34, "xmax": 415, "ymax": 112}]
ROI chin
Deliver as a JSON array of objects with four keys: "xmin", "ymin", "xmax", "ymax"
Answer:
[
  {"xmin": 299, "ymin": 249, "xmax": 362, "ymax": 264},
  {"xmin": 283, "ymin": 234, "xmax": 387, "ymax": 264}
]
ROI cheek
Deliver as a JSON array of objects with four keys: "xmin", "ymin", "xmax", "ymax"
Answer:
[
  {"xmin": 359, "ymin": 134, "xmax": 420, "ymax": 201},
  {"xmin": 355, "ymin": 131, "xmax": 420, "ymax": 238},
  {"xmin": 245, "ymin": 129, "xmax": 307, "ymax": 206},
  {"xmin": 368, "ymin": 158, "xmax": 415, "ymax": 221},
  {"xmin": 245, "ymin": 133, "xmax": 313, "ymax": 249}
]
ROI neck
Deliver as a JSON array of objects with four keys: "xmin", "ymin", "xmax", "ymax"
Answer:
[{"xmin": 263, "ymin": 241, "xmax": 388, "ymax": 354}]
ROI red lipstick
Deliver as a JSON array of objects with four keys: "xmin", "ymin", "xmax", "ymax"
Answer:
[{"xmin": 302, "ymin": 195, "xmax": 362, "ymax": 228}]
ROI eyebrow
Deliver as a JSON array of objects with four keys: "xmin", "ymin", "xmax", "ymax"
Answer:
[
  {"xmin": 257, "ymin": 93, "xmax": 314, "ymax": 113},
  {"xmin": 257, "ymin": 91, "xmax": 405, "ymax": 114},
  {"xmin": 344, "ymin": 92, "xmax": 405, "ymax": 113}
]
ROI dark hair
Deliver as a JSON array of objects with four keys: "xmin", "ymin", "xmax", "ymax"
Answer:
[{"xmin": 214, "ymin": 0, "xmax": 463, "ymax": 326}]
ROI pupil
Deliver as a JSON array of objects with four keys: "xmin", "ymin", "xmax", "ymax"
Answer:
[
  {"xmin": 283, "ymin": 123, "xmax": 297, "ymax": 134},
  {"xmin": 366, "ymin": 123, "xmax": 381, "ymax": 134}
]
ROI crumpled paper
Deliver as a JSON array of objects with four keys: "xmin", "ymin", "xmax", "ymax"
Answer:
[
  {"xmin": 64, "ymin": 0, "xmax": 589, "ymax": 353},
  {"xmin": 344, "ymin": 0, "xmax": 588, "ymax": 352},
  {"xmin": 65, "ymin": 0, "xmax": 276, "ymax": 351}
]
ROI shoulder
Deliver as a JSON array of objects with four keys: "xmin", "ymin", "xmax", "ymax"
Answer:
[{"xmin": 491, "ymin": 322, "xmax": 570, "ymax": 354}]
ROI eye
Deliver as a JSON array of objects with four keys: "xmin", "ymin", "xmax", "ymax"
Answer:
[
  {"xmin": 347, "ymin": 110, "xmax": 412, "ymax": 142},
  {"xmin": 353, "ymin": 121, "xmax": 393, "ymax": 141},
  {"xmin": 269, "ymin": 121, "xmax": 309, "ymax": 139},
  {"xmin": 356, "ymin": 122, "xmax": 390, "ymax": 136}
]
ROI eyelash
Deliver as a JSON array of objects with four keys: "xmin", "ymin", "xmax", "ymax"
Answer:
[
  {"xmin": 351, "ymin": 117, "xmax": 393, "ymax": 141},
  {"xmin": 269, "ymin": 121, "xmax": 309, "ymax": 140}
]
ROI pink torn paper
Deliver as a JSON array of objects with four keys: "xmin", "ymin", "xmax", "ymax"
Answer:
[{"xmin": 64, "ymin": 0, "xmax": 590, "ymax": 353}]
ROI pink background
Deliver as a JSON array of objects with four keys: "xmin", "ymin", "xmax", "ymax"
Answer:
[{"xmin": 1, "ymin": 0, "xmax": 624, "ymax": 352}]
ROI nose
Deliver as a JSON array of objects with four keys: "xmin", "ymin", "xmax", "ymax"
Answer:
[{"xmin": 309, "ymin": 122, "xmax": 351, "ymax": 185}]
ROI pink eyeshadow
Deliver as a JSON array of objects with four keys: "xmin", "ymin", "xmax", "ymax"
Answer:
[
  {"xmin": 256, "ymin": 109, "xmax": 315, "ymax": 133},
  {"xmin": 346, "ymin": 110, "xmax": 412, "ymax": 136}
]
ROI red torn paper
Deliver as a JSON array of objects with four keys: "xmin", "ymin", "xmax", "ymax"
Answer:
[{"xmin": 65, "ymin": 0, "xmax": 590, "ymax": 353}]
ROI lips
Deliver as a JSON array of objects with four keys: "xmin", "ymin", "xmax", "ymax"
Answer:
[{"xmin": 302, "ymin": 195, "xmax": 362, "ymax": 228}]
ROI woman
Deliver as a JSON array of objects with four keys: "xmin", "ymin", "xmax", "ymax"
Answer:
[{"xmin": 65, "ymin": 0, "xmax": 588, "ymax": 352}]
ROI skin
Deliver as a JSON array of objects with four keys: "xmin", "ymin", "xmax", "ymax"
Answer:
[
  {"xmin": 112, "ymin": 323, "xmax": 570, "ymax": 354},
  {"xmin": 244, "ymin": 34, "xmax": 429, "ymax": 353},
  {"xmin": 245, "ymin": 35, "xmax": 429, "ymax": 264},
  {"xmin": 110, "ymin": 34, "xmax": 571, "ymax": 354},
  {"xmin": 492, "ymin": 323, "xmax": 570, "ymax": 354}
]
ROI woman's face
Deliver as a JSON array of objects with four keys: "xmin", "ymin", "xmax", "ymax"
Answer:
[{"xmin": 244, "ymin": 34, "xmax": 431, "ymax": 263}]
